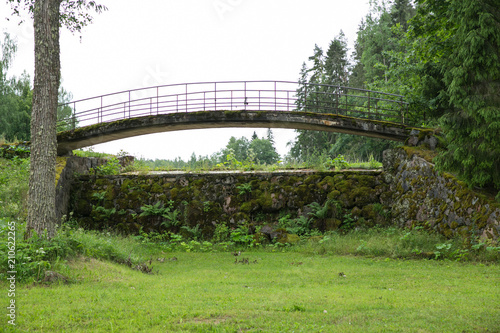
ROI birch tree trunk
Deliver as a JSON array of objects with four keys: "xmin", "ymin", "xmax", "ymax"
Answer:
[{"xmin": 26, "ymin": 0, "xmax": 61, "ymax": 239}]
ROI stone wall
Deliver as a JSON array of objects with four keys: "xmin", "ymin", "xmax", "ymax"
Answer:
[
  {"xmin": 56, "ymin": 156, "xmax": 112, "ymax": 223},
  {"xmin": 0, "ymin": 143, "xmax": 30, "ymax": 159},
  {"xmin": 68, "ymin": 171, "xmax": 390, "ymax": 237},
  {"xmin": 63, "ymin": 148, "xmax": 499, "ymax": 241},
  {"xmin": 382, "ymin": 147, "xmax": 500, "ymax": 240}
]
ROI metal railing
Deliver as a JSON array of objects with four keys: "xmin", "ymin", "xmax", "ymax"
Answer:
[{"xmin": 57, "ymin": 80, "xmax": 411, "ymax": 131}]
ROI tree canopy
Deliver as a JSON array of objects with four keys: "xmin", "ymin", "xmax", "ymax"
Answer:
[
  {"xmin": 0, "ymin": 33, "xmax": 32, "ymax": 142},
  {"xmin": 290, "ymin": 0, "xmax": 499, "ymax": 198},
  {"xmin": 410, "ymin": 0, "xmax": 500, "ymax": 194}
]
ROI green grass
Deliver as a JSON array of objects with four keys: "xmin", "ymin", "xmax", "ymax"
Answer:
[
  {"xmin": 0, "ymin": 157, "xmax": 29, "ymax": 219},
  {"xmin": 1, "ymin": 156, "xmax": 498, "ymax": 331},
  {"xmin": 2, "ymin": 251, "xmax": 498, "ymax": 332}
]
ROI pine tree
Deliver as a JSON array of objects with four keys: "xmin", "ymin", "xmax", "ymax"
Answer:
[
  {"xmin": 296, "ymin": 62, "xmax": 309, "ymax": 111},
  {"xmin": 324, "ymin": 31, "xmax": 349, "ymax": 87}
]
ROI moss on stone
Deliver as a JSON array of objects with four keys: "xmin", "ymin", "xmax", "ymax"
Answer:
[
  {"xmin": 402, "ymin": 146, "xmax": 438, "ymax": 163},
  {"xmin": 304, "ymin": 175, "xmax": 321, "ymax": 184},
  {"xmin": 327, "ymin": 190, "xmax": 341, "ymax": 200},
  {"xmin": 55, "ymin": 157, "xmax": 67, "ymax": 185}
]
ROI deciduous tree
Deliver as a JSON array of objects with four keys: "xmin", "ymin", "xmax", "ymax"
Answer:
[
  {"xmin": 0, "ymin": 33, "xmax": 32, "ymax": 141},
  {"xmin": 7, "ymin": 0, "xmax": 106, "ymax": 238}
]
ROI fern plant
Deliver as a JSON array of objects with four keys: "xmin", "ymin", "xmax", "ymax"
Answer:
[{"xmin": 161, "ymin": 209, "xmax": 181, "ymax": 228}]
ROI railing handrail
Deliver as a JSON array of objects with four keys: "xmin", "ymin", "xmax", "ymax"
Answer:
[
  {"xmin": 60, "ymin": 80, "xmax": 408, "ymax": 106},
  {"xmin": 57, "ymin": 80, "xmax": 413, "ymax": 131}
]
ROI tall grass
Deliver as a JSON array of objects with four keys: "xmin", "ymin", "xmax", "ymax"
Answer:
[{"xmin": 0, "ymin": 157, "xmax": 29, "ymax": 220}]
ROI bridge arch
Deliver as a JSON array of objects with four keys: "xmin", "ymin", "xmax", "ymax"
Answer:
[{"xmin": 56, "ymin": 81, "xmax": 418, "ymax": 155}]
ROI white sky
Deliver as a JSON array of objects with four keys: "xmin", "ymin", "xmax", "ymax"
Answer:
[{"xmin": 1, "ymin": 0, "xmax": 370, "ymax": 160}]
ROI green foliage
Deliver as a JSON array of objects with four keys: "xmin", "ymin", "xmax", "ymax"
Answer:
[
  {"xmin": 73, "ymin": 147, "xmax": 114, "ymax": 158},
  {"xmin": 410, "ymin": 0, "xmax": 500, "ymax": 194},
  {"xmin": 0, "ymin": 218, "xmax": 153, "ymax": 283},
  {"xmin": 325, "ymin": 154, "xmax": 349, "ymax": 170},
  {"xmin": 368, "ymin": 154, "xmax": 379, "ymax": 169},
  {"xmin": 290, "ymin": 33, "xmax": 349, "ymax": 161},
  {"xmin": 161, "ymin": 209, "xmax": 181, "ymax": 228},
  {"xmin": 139, "ymin": 201, "xmax": 181, "ymax": 230},
  {"xmin": 230, "ymin": 225, "xmax": 254, "ymax": 245},
  {"xmin": 89, "ymin": 156, "xmax": 122, "ymax": 176},
  {"xmin": 180, "ymin": 224, "xmax": 202, "ymax": 240},
  {"xmin": 212, "ymin": 222, "xmax": 230, "ymax": 243},
  {"xmin": 341, "ymin": 213, "xmax": 356, "ymax": 231},
  {"xmin": 290, "ymin": 0, "xmax": 499, "ymax": 194},
  {"xmin": 0, "ymin": 32, "xmax": 78, "ymax": 141},
  {"xmin": 236, "ymin": 182, "xmax": 252, "ymax": 196},
  {"xmin": 308, "ymin": 201, "xmax": 329, "ymax": 220},
  {"xmin": 278, "ymin": 214, "xmax": 313, "ymax": 236},
  {"xmin": 248, "ymin": 136, "xmax": 280, "ymax": 165},
  {"xmin": 140, "ymin": 201, "xmax": 173, "ymax": 217},
  {"xmin": 0, "ymin": 33, "xmax": 32, "ymax": 142},
  {"xmin": 216, "ymin": 132, "xmax": 280, "ymax": 169},
  {"xmin": 56, "ymin": 86, "xmax": 78, "ymax": 131},
  {"xmin": 0, "ymin": 157, "xmax": 29, "ymax": 219},
  {"xmin": 0, "ymin": 144, "xmax": 31, "ymax": 159}
]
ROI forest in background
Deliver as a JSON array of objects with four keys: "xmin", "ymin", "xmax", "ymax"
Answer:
[{"xmin": 1, "ymin": 0, "xmax": 499, "ymax": 197}]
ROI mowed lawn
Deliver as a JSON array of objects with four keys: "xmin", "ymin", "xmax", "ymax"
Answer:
[{"xmin": 3, "ymin": 252, "xmax": 499, "ymax": 332}]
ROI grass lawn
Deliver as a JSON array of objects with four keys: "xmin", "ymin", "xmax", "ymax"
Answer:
[{"xmin": 3, "ymin": 252, "xmax": 499, "ymax": 332}]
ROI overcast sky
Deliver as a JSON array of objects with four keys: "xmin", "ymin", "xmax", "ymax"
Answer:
[{"xmin": 1, "ymin": 0, "xmax": 371, "ymax": 160}]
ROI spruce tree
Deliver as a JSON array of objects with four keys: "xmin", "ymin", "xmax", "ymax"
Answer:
[{"xmin": 411, "ymin": 0, "xmax": 500, "ymax": 197}]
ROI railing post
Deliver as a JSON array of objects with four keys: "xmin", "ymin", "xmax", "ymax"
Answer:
[
  {"xmin": 100, "ymin": 96, "xmax": 103, "ymax": 123},
  {"xmin": 315, "ymin": 87, "xmax": 318, "ymax": 112},
  {"xmin": 336, "ymin": 85, "xmax": 340, "ymax": 114},
  {"xmin": 401, "ymin": 96, "xmax": 405, "ymax": 124},
  {"xmin": 72, "ymin": 102, "xmax": 76, "ymax": 130},
  {"xmin": 345, "ymin": 89, "xmax": 347, "ymax": 116},
  {"xmin": 304, "ymin": 83, "xmax": 307, "ymax": 111},
  {"xmin": 367, "ymin": 90, "xmax": 370, "ymax": 115},
  {"xmin": 274, "ymin": 81, "xmax": 277, "ymax": 111},
  {"xmin": 185, "ymin": 83, "xmax": 188, "ymax": 112},
  {"xmin": 244, "ymin": 81, "xmax": 247, "ymax": 110},
  {"xmin": 214, "ymin": 82, "xmax": 217, "ymax": 111}
]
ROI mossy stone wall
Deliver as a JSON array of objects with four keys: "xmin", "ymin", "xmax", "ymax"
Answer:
[
  {"xmin": 56, "ymin": 156, "xmax": 113, "ymax": 223},
  {"xmin": 383, "ymin": 148, "xmax": 500, "ymax": 239},
  {"xmin": 65, "ymin": 147, "xmax": 499, "ymax": 240},
  {"xmin": 69, "ymin": 171, "xmax": 389, "ymax": 236}
]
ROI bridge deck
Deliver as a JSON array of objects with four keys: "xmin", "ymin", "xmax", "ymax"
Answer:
[
  {"xmin": 57, "ymin": 110, "xmax": 416, "ymax": 155},
  {"xmin": 56, "ymin": 81, "xmax": 417, "ymax": 155}
]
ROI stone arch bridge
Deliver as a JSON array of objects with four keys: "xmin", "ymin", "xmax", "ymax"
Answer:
[{"xmin": 56, "ymin": 80, "xmax": 425, "ymax": 156}]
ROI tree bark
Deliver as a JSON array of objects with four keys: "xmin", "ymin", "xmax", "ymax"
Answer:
[{"xmin": 26, "ymin": 0, "xmax": 61, "ymax": 239}]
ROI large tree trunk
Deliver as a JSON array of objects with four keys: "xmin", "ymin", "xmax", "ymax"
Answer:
[{"xmin": 26, "ymin": 0, "xmax": 61, "ymax": 239}]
